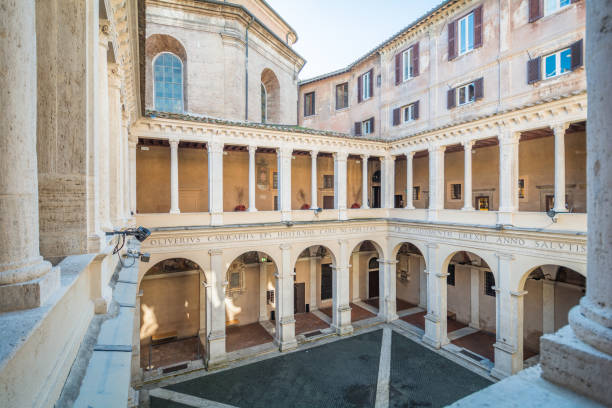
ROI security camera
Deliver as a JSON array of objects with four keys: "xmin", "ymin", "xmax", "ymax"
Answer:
[
  {"xmin": 106, "ymin": 226, "xmax": 151, "ymax": 242},
  {"xmin": 126, "ymin": 249, "xmax": 150, "ymax": 262}
]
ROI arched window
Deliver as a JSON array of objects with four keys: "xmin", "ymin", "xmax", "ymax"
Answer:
[
  {"xmin": 153, "ymin": 52, "xmax": 183, "ymax": 113},
  {"xmin": 261, "ymin": 83, "xmax": 267, "ymax": 123}
]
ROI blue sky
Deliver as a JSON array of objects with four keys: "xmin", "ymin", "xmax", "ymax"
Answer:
[{"xmin": 265, "ymin": 0, "xmax": 443, "ymax": 80}]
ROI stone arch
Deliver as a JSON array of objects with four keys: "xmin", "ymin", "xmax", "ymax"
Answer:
[
  {"xmin": 392, "ymin": 241, "xmax": 428, "ymax": 311},
  {"xmin": 518, "ymin": 261, "xmax": 586, "ymax": 292},
  {"xmin": 146, "ymin": 34, "xmax": 188, "ymax": 111},
  {"xmin": 439, "ymin": 247, "xmax": 498, "ymax": 283},
  {"xmin": 390, "ymin": 240, "xmax": 427, "ymax": 261},
  {"xmin": 348, "ymin": 238, "xmax": 386, "ymax": 260},
  {"xmin": 260, "ymin": 68, "xmax": 280, "ymax": 123}
]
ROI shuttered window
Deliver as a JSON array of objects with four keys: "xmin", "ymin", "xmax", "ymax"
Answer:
[
  {"xmin": 449, "ymin": 78, "xmax": 483, "ymax": 108},
  {"xmin": 396, "ymin": 42, "xmax": 420, "ymax": 84},
  {"xmin": 392, "ymin": 101, "xmax": 419, "ymax": 126},
  {"xmin": 354, "ymin": 121, "xmax": 362, "ymax": 136},
  {"xmin": 449, "ymin": 5, "xmax": 483, "ymax": 60},
  {"xmin": 544, "ymin": 48, "xmax": 572, "ymax": 78},
  {"xmin": 304, "ymin": 92, "xmax": 315, "ymax": 117},
  {"xmin": 527, "ymin": 40, "xmax": 583, "ymax": 84},
  {"xmin": 362, "ymin": 117, "xmax": 375, "ymax": 135},
  {"xmin": 335, "ymin": 82, "xmax": 349, "ymax": 110},
  {"xmin": 361, "ymin": 70, "xmax": 373, "ymax": 101},
  {"xmin": 531, "ymin": 0, "xmax": 576, "ymax": 22}
]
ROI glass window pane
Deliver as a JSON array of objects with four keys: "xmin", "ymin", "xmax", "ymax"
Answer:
[
  {"xmin": 468, "ymin": 13, "xmax": 474, "ymax": 51},
  {"xmin": 545, "ymin": 0, "xmax": 557, "ymax": 14},
  {"xmin": 545, "ymin": 54, "xmax": 556, "ymax": 78},
  {"xmin": 459, "ymin": 87, "xmax": 466, "ymax": 104},
  {"xmin": 560, "ymin": 48, "xmax": 572, "ymax": 73},
  {"xmin": 468, "ymin": 83, "xmax": 475, "ymax": 101},
  {"xmin": 460, "ymin": 18, "xmax": 466, "ymax": 54},
  {"xmin": 560, "ymin": 0, "xmax": 570, "ymax": 7}
]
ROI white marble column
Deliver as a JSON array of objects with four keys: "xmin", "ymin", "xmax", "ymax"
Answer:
[
  {"xmin": 469, "ymin": 267, "xmax": 480, "ymax": 329},
  {"xmin": 332, "ymin": 240, "xmax": 353, "ymax": 335},
  {"xmin": 492, "ymin": 253, "xmax": 525, "ymax": 379},
  {"xmin": 498, "ymin": 130, "xmax": 520, "ymax": 225},
  {"xmin": 540, "ymin": 6, "xmax": 612, "ymax": 403},
  {"xmin": 423, "ymin": 243, "xmax": 449, "ymax": 348},
  {"xmin": 334, "ymin": 151, "xmax": 348, "ymax": 220},
  {"xmin": 428, "ymin": 145, "xmax": 445, "ymax": 221},
  {"xmin": 206, "ymin": 249, "xmax": 227, "ymax": 368},
  {"xmin": 553, "ymin": 123, "xmax": 569, "ymax": 212},
  {"xmin": 542, "ymin": 279, "xmax": 555, "ymax": 334},
  {"xmin": 310, "ymin": 150, "xmax": 318, "ymax": 209},
  {"xmin": 98, "ymin": 23, "xmax": 112, "ymax": 231},
  {"xmin": 208, "ymin": 141, "xmax": 224, "ymax": 225},
  {"xmin": 381, "ymin": 155, "xmax": 396, "ymax": 209},
  {"xmin": 352, "ymin": 251, "xmax": 360, "ymax": 302},
  {"xmin": 259, "ymin": 261, "xmax": 268, "ymax": 321},
  {"xmin": 361, "ymin": 155, "xmax": 369, "ymax": 209},
  {"xmin": 378, "ymin": 258, "xmax": 399, "ymax": 323},
  {"xmin": 275, "ymin": 244, "xmax": 297, "ymax": 351},
  {"xmin": 309, "ymin": 250, "xmax": 319, "ymax": 311},
  {"xmin": 0, "ymin": 0, "xmax": 59, "ymax": 312},
  {"xmin": 405, "ymin": 151, "xmax": 415, "ymax": 209},
  {"xmin": 462, "ymin": 140, "xmax": 475, "ymax": 211},
  {"xmin": 169, "ymin": 139, "xmax": 180, "ymax": 214},
  {"xmin": 277, "ymin": 147, "xmax": 292, "ymax": 221},
  {"xmin": 248, "ymin": 145, "xmax": 257, "ymax": 212},
  {"xmin": 128, "ymin": 137, "xmax": 137, "ymax": 217},
  {"xmin": 108, "ymin": 63, "xmax": 123, "ymax": 226}
]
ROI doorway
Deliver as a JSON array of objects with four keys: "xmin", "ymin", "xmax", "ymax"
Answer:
[
  {"xmin": 294, "ymin": 282, "xmax": 305, "ymax": 314},
  {"xmin": 372, "ymin": 186, "xmax": 381, "ymax": 208}
]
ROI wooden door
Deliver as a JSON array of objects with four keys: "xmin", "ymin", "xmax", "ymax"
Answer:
[
  {"xmin": 323, "ymin": 195, "xmax": 334, "ymax": 209},
  {"xmin": 368, "ymin": 271, "xmax": 379, "ymax": 298},
  {"xmin": 294, "ymin": 282, "xmax": 306, "ymax": 314}
]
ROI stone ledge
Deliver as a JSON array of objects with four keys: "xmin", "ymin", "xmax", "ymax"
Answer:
[{"xmin": 0, "ymin": 265, "xmax": 60, "ymax": 312}]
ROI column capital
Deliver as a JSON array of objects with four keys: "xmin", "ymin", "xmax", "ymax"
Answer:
[
  {"xmin": 498, "ymin": 129, "xmax": 521, "ymax": 144},
  {"xmin": 510, "ymin": 290, "xmax": 528, "ymax": 298},
  {"xmin": 377, "ymin": 258, "xmax": 399, "ymax": 265},
  {"xmin": 276, "ymin": 146, "xmax": 293, "ymax": 157},
  {"xmin": 208, "ymin": 249, "xmax": 223, "ymax": 256},
  {"xmin": 279, "ymin": 243, "xmax": 291, "ymax": 251},
  {"xmin": 333, "ymin": 151, "xmax": 348, "ymax": 161},
  {"xmin": 247, "ymin": 145, "xmax": 257, "ymax": 154},
  {"xmin": 552, "ymin": 122, "xmax": 571, "ymax": 135},
  {"xmin": 404, "ymin": 150, "xmax": 416, "ymax": 158},
  {"xmin": 208, "ymin": 141, "xmax": 224, "ymax": 154},
  {"xmin": 310, "ymin": 150, "xmax": 319, "ymax": 158},
  {"xmin": 360, "ymin": 154, "xmax": 370, "ymax": 160},
  {"xmin": 383, "ymin": 154, "xmax": 396, "ymax": 162},
  {"xmin": 426, "ymin": 242, "xmax": 439, "ymax": 249},
  {"xmin": 495, "ymin": 252, "xmax": 514, "ymax": 261},
  {"xmin": 169, "ymin": 138, "xmax": 179, "ymax": 148},
  {"xmin": 428, "ymin": 144, "xmax": 446, "ymax": 153},
  {"xmin": 462, "ymin": 140, "xmax": 475, "ymax": 150}
]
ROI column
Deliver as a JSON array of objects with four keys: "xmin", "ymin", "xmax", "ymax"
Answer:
[
  {"xmin": 423, "ymin": 243, "xmax": 449, "ymax": 348},
  {"xmin": 405, "ymin": 151, "xmax": 415, "ymax": 209},
  {"xmin": 98, "ymin": 22, "xmax": 112, "ymax": 231},
  {"xmin": 208, "ymin": 141, "xmax": 224, "ymax": 225},
  {"xmin": 128, "ymin": 136, "xmax": 138, "ymax": 217},
  {"xmin": 462, "ymin": 140, "xmax": 474, "ymax": 211},
  {"xmin": 378, "ymin": 258, "xmax": 399, "ymax": 322},
  {"xmin": 258, "ymin": 261, "xmax": 268, "ymax": 321},
  {"xmin": 381, "ymin": 155, "xmax": 396, "ymax": 209},
  {"xmin": 553, "ymin": 123, "xmax": 569, "ymax": 212},
  {"xmin": 352, "ymin": 250, "xmax": 360, "ymax": 302},
  {"xmin": 540, "ymin": 6, "xmax": 612, "ymax": 404},
  {"xmin": 108, "ymin": 63, "xmax": 123, "ymax": 226},
  {"xmin": 361, "ymin": 155, "xmax": 369, "ymax": 209},
  {"xmin": 277, "ymin": 147, "xmax": 292, "ymax": 221},
  {"xmin": 332, "ymin": 240, "xmax": 353, "ymax": 335},
  {"xmin": 333, "ymin": 151, "xmax": 348, "ymax": 220},
  {"xmin": 497, "ymin": 129, "xmax": 520, "ymax": 225},
  {"xmin": 121, "ymin": 114, "xmax": 130, "ymax": 222},
  {"xmin": 199, "ymin": 269, "xmax": 207, "ymax": 341},
  {"xmin": 309, "ymin": 247, "xmax": 319, "ymax": 311},
  {"xmin": 169, "ymin": 139, "xmax": 180, "ymax": 214},
  {"xmin": 248, "ymin": 145, "xmax": 257, "ymax": 212},
  {"xmin": 206, "ymin": 249, "xmax": 226, "ymax": 368},
  {"xmin": 428, "ymin": 145, "xmax": 445, "ymax": 221},
  {"xmin": 310, "ymin": 150, "xmax": 318, "ymax": 209},
  {"xmin": 418, "ymin": 256, "xmax": 427, "ymax": 309},
  {"xmin": 469, "ymin": 267, "xmax": 480, "ymax": 329},
  {"xmin": 492, "ymin": 253, "xmax": 525, "ymax": 379},
  {"xmin": 275, "ymin": 244, "xmax": 297, "ymax": 351},
  {"xmin": 0, "ymin": 0, "xmax": 59, "ymax": 312},
  {"xmin": 542, "ymin": 279, "xmax": 555, "ymax": 334}
]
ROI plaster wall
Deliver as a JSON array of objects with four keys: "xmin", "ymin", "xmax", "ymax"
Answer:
[
  {"xmin": 396, "ymin": 254, "xmax": 423, "ymax": 305},
  {"xmin": 225, "ymin": 265, "xmax": 260, "ymax": 326},
  {"xmin": 447, "ymin": 264, "xmax": 472, "ymax": 324}
]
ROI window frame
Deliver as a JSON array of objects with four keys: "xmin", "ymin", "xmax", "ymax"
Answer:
[
  {"xmin": 543, "ymin": 47, "xmax": 572, "ymax": 79},
  {"xmin": 362, "ymin": 71, "xmax": 371, "ymax": 100},
  {"xmin": 261, "ymin": 82, "xmax": 267, "ymax": 123},
  {"xmin": 362, "ymin": 118, "xmax": 373, "ymax": 135},
  {"xmin": 544, "ymin": 0, "xmax": 571, "ymax": 16},
  {"xmin": 413, "ymin": 186, "xmax": 420, "ymax": 201},
  {"xmin": 447, "ymin": 264, "xmax": 456, "ymax": 286},
  {"xmin": 335, "ymin": 82, "xmax": 349, "ymax": 110},
  {"xmin": 457, "ymin": 81, "xmax": 476, "ymax": 106},
  {"xmin": 484, "ymin": 271, "xmax": 496, "ymax": 297},
  {"xmin": 458, "ymin": 11, "xmax": 475, "ymax": 56},
  {"xmin": 449, "ymin": 183, "xmax": 462, "ymax": 201},
  {"xmin": 402, "ymin": 47, "xmax": 414, "ymax": 82},
  {"xmin": 152, "ymin": 51, "xmax": 184, "ymax": 113},
  {"xmin": 403, "ymin": 103, "xmax": 417, "ymax": 123},
  {"xmin": 304, "ymin": 91, "xmax": 315, "ymax": 117}
]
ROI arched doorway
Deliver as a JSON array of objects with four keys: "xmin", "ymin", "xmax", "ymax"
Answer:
[
  {"xmin": 139, "ymin": 258, "xmax": 204, "ymax": 371},
  {"xmin": 224, "ymin": 251, "xmax": 277, "ymax": 353},
  {"xmin": 394, "ymin": 243, "xmax": 428, "ymax": 331},
  {"xmin": 347, "ymin": 240, "xmax": 384, "ymax": 322},
  {"xmin": 521, "ymin": 265, "xmax": 585, "ymax": 368}
]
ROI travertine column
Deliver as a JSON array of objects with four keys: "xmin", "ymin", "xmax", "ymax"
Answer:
[
  {"xmin": 275, "ymin": 244, "xmax": 297, "ymax": 351},
  {"xmin": 428, "ymin": 146, "xmax": 445, "ymax": 220},
  {"xmin": 540, "ymin": 5, "xmax": 612, "ymax": 404},
  {"xmin": 208, "ymin": 141, "xmax": 224, "ymax": 225},
  {"xmin": 469, "ymin": 268, "xmax": 480, "ymax": 329},
  {"xmin": 206, "ymin": 249, "xmax": 226, "ymax": 368},
  {"xmin": 462, "ymin": 140, "xmax": 474, "ymax": 211},
  {"xmin": 542, "ymin": 279, "xmax": 555, "ymax": 334},
  {"xmin": 423, "ymin": 243, "xmax": 449, "ymax": 348},
  {"xmin": 258, "ymin": 261, "xmax": 267, "ymax": 321},
  {"xmin": 553, "ymin": 123, "xmax": 569, "ymax": 212},
  {"xmin": 277, "ymin": 147, "xmax": 293, "ymax": 221},
  {"xmin": 361, "ymin": 155, "xmax": 369, "ymax": 209},
  {"xmin": 248, "ymin": 145, "xmax": 257, "ymax": 212},
  {"xmin": 405, "ymin": 151, "xmax": 415, "ymax": 209},
  {"xmin": 108, "ymin": 63, "xmax": 123, "ymax": 226},
  {"xmin": 0, "ymin": 0, "xmax": 59, "ymax": 312},
  {"xmin": 332, "ymin": 240, "xmax": 353, "ymax": 335},
  {"xmin": 121, "ymin": 115, "xmax": 130, "ymax": 221},
  {"xmin": 492, "ymin": 253, "xmax": 525, "ymax": 379},
  {"xmin": 98, "ymin": 22, "xmax": 112, "ymax": 231},
  {"xmin": 309, "ymin": 247, "xmax": 319, "ymax": 311},
  {"xmin": 333, "ymin": 151, "xmax": 348, "ymax": 220},
  {"xmin": 352, "ymin": 250, "xmax": 360, "ymax": 302},
  {"xmin": 498, "ymin": 130, "xmax": 520, "ymax": 225},
  {"xmin": 169, "ymin": 139, "xmax": 180, "ymax": 214},
  {"xmin": 378, "ymin": 258, "xmax": 398, "ymax": 322},
  {"xmin": 311, "ymin": 150, "xmax": 318, "ymax": 209},
  {"xmin": 128, "ymin": 137, "xmax": 138, "ymax": 216},
  {"xmin": 381, "ymin": 155, "xmax": 395, "ymax": 209}
]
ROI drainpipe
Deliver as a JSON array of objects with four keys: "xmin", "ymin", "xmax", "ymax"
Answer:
[{"xmin": 245, "ymin": 18, "xmax": 253, "ymax": 121}]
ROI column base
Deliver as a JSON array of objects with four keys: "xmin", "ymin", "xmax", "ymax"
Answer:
[
  {"xmin": 275, "ymin": 315, "xmax": 297, "ymax": 351},
  {"xmin": 461, "ymin": 206, "xmax": 475, "ymax": 211},
  {"xmin": 496, "ymin": 210, "xmax": 514, "ymax": 225},
  {"xmin": 210, "ymin": 212, "xmax": 223, "ymax": 226},
  {"xmin": 333, "ymin": 304, "xmax": 352, "ymax": 335},
  {"xmin": 206, "ymin": 330, "xmax": 227, "ymax": 370},
  {"xmin": 540, "ymin": 325, "xmax": 612, "ymax": 406},
  {"xmin": 275, "ymin": 337, "xmax": 298, "ymax": 352},
  {"xmin": 333, "ymin": 324, "xmax": 354, "ymax": 336},
  {"xmin": 404, "ymin": 205, "xmax": 415, "ymax": 210},
  {"xmin": 492, "ymin": 340, "xmax": 521, "ymax": 379},
  {"xmin": 0, "ymin": 265, "xmax": 60, "ymax": 312},
  {"xmin": 247, "ymin": 207, "xmax": 258, "ymax": 212},
  {"xmin": 169, "ymin": 209, "xmax": 180, "ymax": 215},
  {"xmin": 338, "ymin": 208, "xmax": 347, "ymax": 220},
  {"xmin": 422, "ymin": 313, "xmax": 449, "ymax": 349},
  {"xmin": 281, "ymin": 211, "xmax": 292, "ymax": 222},
  {"xmin": 427, "ymin": 209, "xmax": 439, "ymax": 221}
]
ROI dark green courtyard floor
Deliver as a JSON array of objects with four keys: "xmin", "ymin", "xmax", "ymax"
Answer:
[{"xmin": 151, "ymin": 329, "xmax": 492, "ymax": 408}]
